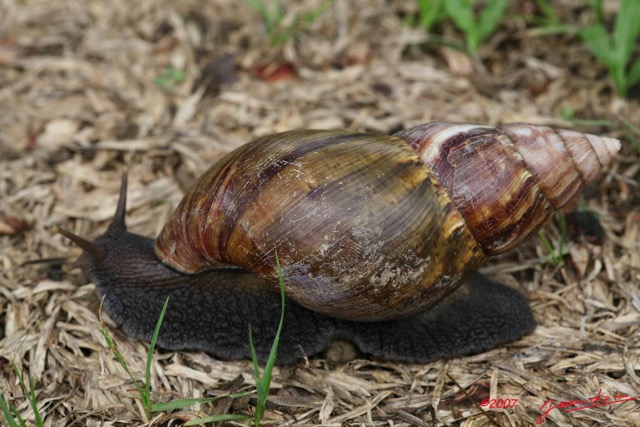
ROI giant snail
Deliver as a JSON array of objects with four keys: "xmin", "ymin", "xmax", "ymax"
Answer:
[{"xmin": 58, "ymin": 121, "xmax": 620, "ymax": 364}]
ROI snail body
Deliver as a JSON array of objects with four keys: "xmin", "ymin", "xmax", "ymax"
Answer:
[{"xmin": 62, "ymin": 121, "xmax": 620, "ymax": 363}]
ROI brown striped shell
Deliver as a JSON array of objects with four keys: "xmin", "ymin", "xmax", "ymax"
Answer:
[{"xmin": 155, "ymin": 122, "xmax": 620, "ymax": 321}]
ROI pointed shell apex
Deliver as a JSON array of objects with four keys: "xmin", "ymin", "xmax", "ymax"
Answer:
[{"xmin": 603, "ymin": 136, "xmax": 621, "ymax": 157}]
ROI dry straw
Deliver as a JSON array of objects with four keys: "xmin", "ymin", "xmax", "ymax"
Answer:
[{"xmin": 1, "ymin": 0, "xmax": 638, "ymax": 425}]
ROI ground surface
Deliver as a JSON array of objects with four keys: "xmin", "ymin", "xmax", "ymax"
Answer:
[{"xmin": 1, "ymin": 0, "xmax": 639, "ymax": 426}]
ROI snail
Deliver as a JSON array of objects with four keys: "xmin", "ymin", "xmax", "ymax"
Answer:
[{"xmin": 59, "ymin": 121, "xmax": 620, "ymax": 364}]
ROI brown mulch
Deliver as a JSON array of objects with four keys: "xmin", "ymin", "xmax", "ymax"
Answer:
[{"xmin": 1, "ymin": 0, "xmax": 639, "ymax": 426}]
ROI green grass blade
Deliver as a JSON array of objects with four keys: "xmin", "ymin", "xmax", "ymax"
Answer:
[
  {"xmin": 272, "ymin": 24, "xmax": 294, "ymax": 47},
  {"xmin": 445, "ymin": 0, "xmax": 473, "ymax": 32},
  {"xmin": 528, "ymin": 24, "xmax": 580, "ymax": 37},
  {"xmin": 244, "ymin": 0, "xmax": 273, "ymax": 27},
  {"xmin": 9, "ymin": 329, "xmax": 44, "ymax": 427},
  {"xmin": 301, "ymin": 0, "xmax": 331, "ymax": 25},
  {"xmin": 0, "ymin": 395, "xmax": 20, "ymax": 427},
  {"xmin": 248, "ymin": 325, "xmax": 261, "ymax": 382},
  {"xmin": 246, "ymin": 0, "xmax": 329, "ymax": 47},
  {"xmin": 417, "ymin": 0, "xmax": 446, "ymax": 31},
  {"xmin": 151, "ymin": 391, "xmax": 252, "ymax": 413},
  {"xmin": 248, "ymin": 322, "xmax": 266, "ymax": 426},
  {"xmin": 10, "ymin": 364, "xmax": 43, "ymax": 426},
  {"xmin": 538, "ymin": 232, "xmax": 562, "ymax": 266},
  {"xmin": 257, "ymin": 253, "xmax": 286, "ymax": 421},
  {"xmin": 249, "ymin": 251, "xmax": 286, "ymax": 426},
  {"xmin": 628, "ymin": 59, "xmax": 640, "ymax": 87},
  {"xmin": 245, "ymin": 0, "xmax": 287, "ymax": 46},
  {"xmin": 477, "ymin": 0, "xmax": 507, "ymax": 45},
  {"xmin": 533, "ymin": 0, "xmax": 560, "ymax": 25},
  {"xmin": 247, "ymin": 325, "xmax": 263, "ymax": 426},
  {"xmin": 580, "ymin": 24, "xmax": 613, "ymax": 68},
  {"xmin": 25, "ymin": 377, "xmax": 43, "ymax": 427},
  {"xmin": 98, "ymin": 298, "xmax": 148, "ymax": 418},
  {"xmin": 445, "ymin": 0, "xmax": 477, "ymax": 52},
  {"xmin": 613, "ymin": 0, "xmax": 640, "ymax": 69},
  {"xmin": 14, "ymin": 407, "xmax": 27, "ymax": 427},
  {"xmin": 145, "ymin": 296, "xmax": 170, "ymax": 416}
]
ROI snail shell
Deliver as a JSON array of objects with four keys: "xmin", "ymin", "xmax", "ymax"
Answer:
[{"xmin": 155, "ymin": 122, "xmax": 620, "ymax": 321}]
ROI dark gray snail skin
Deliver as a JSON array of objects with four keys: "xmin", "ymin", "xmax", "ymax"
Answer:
[{"xmin": 66, "ymin": 175, "xmax": 536, "ymax": 365}]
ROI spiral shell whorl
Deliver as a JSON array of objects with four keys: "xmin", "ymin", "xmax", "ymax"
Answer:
[
  {"xmin": 154, "ymin": 122, "xmax": 619, "ymax": 321},
  {"xmin": 155, "ymin": 129, "xmax": 486, "ymax": 321},
  {"xmin": 395, "ymin": 122, "xmax": 620, "ymax": 255}
]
